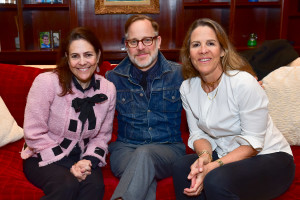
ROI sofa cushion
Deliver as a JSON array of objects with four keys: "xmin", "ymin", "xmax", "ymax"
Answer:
[
  {"xmin": 0, "ymin": 139, "xmax": 43, "ymax": 199},
  {"xmin": 0, "ymin": 96, "xmax": 23, "ymax": 147},
  {"xmin": 263, "ymin": 66, "xmax": 300, "ymax": 145},
  {"xmin": 0, "ymin": 64, "xmax": 45, "ymax": 127}
]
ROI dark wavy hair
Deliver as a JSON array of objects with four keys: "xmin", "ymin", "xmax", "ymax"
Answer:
[
  {"xmin": 54, "ymin": 27, "xmax": 103, "ymax": 96},
  {"xmin": 180, "ymin": 18, "xmax": 255, "ymax": 80}
]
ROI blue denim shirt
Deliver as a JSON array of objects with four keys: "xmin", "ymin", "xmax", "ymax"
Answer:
[{"xmin": 106, "ymin": 52, "xmax": 183, "ymax": 145}]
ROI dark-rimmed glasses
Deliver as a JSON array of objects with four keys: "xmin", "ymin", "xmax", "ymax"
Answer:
[{"xmin": 125, "ymin": 36, "xmax": 158, "ymax": 48}]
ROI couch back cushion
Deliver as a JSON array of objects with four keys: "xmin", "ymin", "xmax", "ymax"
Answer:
[
  {"xmin": 0, "ymin": 62, "xmax": 191, "ymax": 151},
  {"xmin": 263, "ymin": 66, "xmax": 300, "ymax": 145},
  {"xmin": 0, "ymin": 64, "xmax": 45, "ymax": 127},
  {"xmin": 0, "ymin": 62, "xmax": 115, "ymax": 128}
]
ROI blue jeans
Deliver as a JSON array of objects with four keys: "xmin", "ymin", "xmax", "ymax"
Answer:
[
  {"xmin": 109, "ymin": 141, "xmax": 185, "ymax": 200},
  {"xmin": 172, "ymin": 152, "xmax": 295, "ymax": 200}
]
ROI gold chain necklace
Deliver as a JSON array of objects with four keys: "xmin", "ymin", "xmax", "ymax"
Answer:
[
  {"xmin": 202, "ymin": 72, "xmax": 223, "ymax": 100},
  {"xmin": 203, "ymin": 72, "xmax": 223, "ymax": 87},
  {"xmin": 207, "ymin": 88, "xmax": 219, "ymax": 100}
]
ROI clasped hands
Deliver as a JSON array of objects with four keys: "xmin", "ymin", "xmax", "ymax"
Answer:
[
  {"xmin": 70, "ymin": 159, "xmax": 92, "ymax": 182},
  {"xmin": 184, "ymin": 157, "xmax": 212, "ymax": 197}
]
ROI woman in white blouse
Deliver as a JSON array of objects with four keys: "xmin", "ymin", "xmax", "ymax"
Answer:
[{"xmin": 172, "ymin": 18, "xmax": 295, "ymax": 200}]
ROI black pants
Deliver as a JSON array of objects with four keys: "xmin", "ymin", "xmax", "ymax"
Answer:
[
  {"xmin": 23, "ymin": 157, "xmax": 105, "ymax": 200},
  {"xmin": 172, "ymin": 152, "xmax": 295, "ymax": 200}
]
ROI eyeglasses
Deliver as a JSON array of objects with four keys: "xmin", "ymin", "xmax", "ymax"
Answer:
[{"xmin": 125, "ymin": 36, "xmax": 158, "ymax": 48}]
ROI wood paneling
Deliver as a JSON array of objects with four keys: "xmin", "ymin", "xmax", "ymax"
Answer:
[
  {"xmin": 75, "ymin": 0, "xmax": 181, "ymax": 51},
  {"xmin": 1, "ymin": 0, "xmax": 299, "ymax": 64}
]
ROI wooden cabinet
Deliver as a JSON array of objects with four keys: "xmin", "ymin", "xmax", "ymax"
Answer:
[
  {"xmin": 180, "ymin": 0, "xmax": 284, "ymax": 51},
  {"xmin": 281, "ymin": 0, "xmax": 300, "ymax": 54},
  {"xmin": 0, "ymin": 3, "xmax": 18, "ymax": 51},
  {"xmin": 0, "ymin": 0, "xmax": 77, "ymax": 64},
  {"xmin": 0, "ymin": 0, "xmax": 299, "ymax": 64}
]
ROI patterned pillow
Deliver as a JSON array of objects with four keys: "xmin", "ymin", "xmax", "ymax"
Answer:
[
  {"xmin": 263, "ymin": 66, "xmax": 300, "ymax": 145},
  {"xmin": 0, "ymin": 96, "xmax": 23, "ymax": 147}
]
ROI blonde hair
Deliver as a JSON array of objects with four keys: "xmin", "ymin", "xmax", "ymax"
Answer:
[{"xmin": 180, "ymin": 18, "xmax": 255, "ymax": 80}]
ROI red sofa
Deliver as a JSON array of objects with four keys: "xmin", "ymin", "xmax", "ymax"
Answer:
[{"xmin": 0, "ymin": 63, "xmax": 299, "ymax": 200}]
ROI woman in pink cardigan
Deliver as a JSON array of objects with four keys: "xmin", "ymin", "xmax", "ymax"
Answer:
[{"xmin": 21, "ymin": 27, "xmax": 116, "ymax": 200}]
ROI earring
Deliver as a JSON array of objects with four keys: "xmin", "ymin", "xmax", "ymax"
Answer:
[{"xmin": 96, "ymin": 63, "xmax": 100, "ymax": 73}]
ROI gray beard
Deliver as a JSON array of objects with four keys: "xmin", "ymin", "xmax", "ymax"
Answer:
[{"xmin": 128, "ymin": 47, "xmax": 159, "ymax": 69}]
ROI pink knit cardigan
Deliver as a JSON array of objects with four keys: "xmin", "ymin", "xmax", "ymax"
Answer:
[{"xmin": 21, "ymin": 72, "xmax": 116, "ymax": 167}]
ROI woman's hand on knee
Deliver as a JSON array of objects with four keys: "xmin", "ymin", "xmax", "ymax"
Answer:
[
  {"xmin": 184, "ymin": 159, "xmax": 212, "ymax": 197},
  {"xmin": 70, "ymin": 160, "xmax": 92, "ymax": 182},
  {"xmin": 188, "ymin": 157, "xmax": 205, "ymax": 180},
  {"xmin": 70, "ymin": 164, "xmax": 86, "ymax": 182},
  {"xmin": 183, "ymin": 174, "xmax": 203, "ymax": 196},
  {"xmin": 76, "ymin": 159, "xmax": 92, "ymax": 174}
]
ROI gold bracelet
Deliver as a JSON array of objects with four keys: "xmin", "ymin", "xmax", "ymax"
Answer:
[
  {"xmin": 216, "ymin": 159, "xmax": 224, "ymax": 167},
  {"xmin": 197, "ymin": 150, "xmax": 212, "ymax": 162}
]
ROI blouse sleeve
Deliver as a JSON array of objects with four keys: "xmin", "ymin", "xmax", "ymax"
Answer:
[
  {"xmin": 180, "ymin": 81, "xmax": 217, "ymax": 151},
  {"xmin": 233, "ymin": 72, "xmax": 269, "ymax": 151}
]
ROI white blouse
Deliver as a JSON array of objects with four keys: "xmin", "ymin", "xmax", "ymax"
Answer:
[{"xmin": 180, "ymin": 71, "xmax": 292, "ymax": 158}]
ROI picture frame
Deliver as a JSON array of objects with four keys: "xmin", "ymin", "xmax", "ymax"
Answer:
[
  {"xmin": 52, "ymin": 31, "xmax": 61, "ymax": 48},
  {"xmin": 95, "ymin": 0, "xmax": 159, "ymax": 14},
  {"xmin": 39, "ymin": 31, "xmax": 52, "ymax": 49}
]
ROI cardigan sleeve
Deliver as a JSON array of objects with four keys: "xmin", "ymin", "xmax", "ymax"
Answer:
[
  {"xmin": 82, "ymin": 79, "xmax": 116, "ymax": 167},
  {"xmin": 23, "ymin": 73, "xmax": 59, "ymax": 154}
]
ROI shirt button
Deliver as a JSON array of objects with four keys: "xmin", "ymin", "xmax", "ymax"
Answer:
[
  {"xmin": 147, "ymin": 110, "xmax": 151, "ymax": 112},
  {"xmin": 149, "ymin": 127, "xmax": 152, "ymax": 130},
  {"xmin": 122, "ymin": 98, "xmax": 125, "ymax": 102},
  {"xmin": 140, "ymin": 93, "xmax": 144, "ymax": 97},
  {"xmin": 172, "ymin": 96, "xmax": 175, "ymax": 100}
]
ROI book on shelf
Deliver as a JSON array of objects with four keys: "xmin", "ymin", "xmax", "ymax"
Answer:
[
  {"xmin": 33, "ymin": 0, "xmax": 63, "ymax": 3},
  {"xmin": 248, "ymin": 0, "xmax": 279, "ymax": 1},
  {"xmin": 0, "ymin": 0, "xmax": 16, "ymax": 4}
]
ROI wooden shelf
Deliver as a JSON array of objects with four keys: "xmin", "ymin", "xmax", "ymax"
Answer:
[
  {"xmin": 0, "ymin": 3, "xmax": 17, "ymax": 9},
  {"xmin": 0, "ymin": 50, "xmax": 58, "ymax": 65},
  {"xmin": 289, "ymin": 13, "xmax": 300, "ymax": 17},
  {"xmin": 23, "ymin": 3, "xmax": 69, "ymax": 10},
  {"xmin": 0, "ymin": 0, "xmax": 297, "ymax": 65},
  {"xmin": 0, "ymin": 49, "xmax": 182, "ymax": 65},
  {"xmin": 236, "ymin": 2, "xmax": 281, "ymax": 7},
  {"xmin": 183, "ymin": 2, "xmax": 230, "ymax": 7}
]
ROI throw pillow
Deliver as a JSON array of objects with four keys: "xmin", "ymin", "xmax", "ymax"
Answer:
[
  {"xmin": 0, "ymin": 96, "xmax": 23, "ymax": 147},
  {"xmin": 240, "ymin": 40, "xmax": 299, "ymax": 80},
  {"xmin": 263, "ymin": 66, "xmax": 300, "ymax": 145}
]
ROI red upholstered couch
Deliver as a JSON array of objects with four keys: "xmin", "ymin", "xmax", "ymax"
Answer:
[{"xmin": 0, "ymin": 62, "xmax": 299, "ymax": 200}]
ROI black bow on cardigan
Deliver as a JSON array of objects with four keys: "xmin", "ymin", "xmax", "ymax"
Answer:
[{"xmin": 72, "ymin": 94, "xmax": 108, "ymax": 131}]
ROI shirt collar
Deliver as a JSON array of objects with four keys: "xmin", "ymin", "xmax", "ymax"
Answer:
[
  {"xmin": 131, "ymin": 60, "xmax": 160, "ymax": 82},
  {"xmin": 72, "ymin": 74, "xmax": 100, "ymax": 93}
]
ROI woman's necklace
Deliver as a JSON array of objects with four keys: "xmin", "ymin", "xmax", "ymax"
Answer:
[
  {"xmin": 202, "ymin": 72, "xmax": 223, "ymax": 101},
  {"xmin": 207, "ymin": 88, "xmax": 219, "ymax": 100},
  {"xmin": 203, "ymin": 72, "xmax": 223, "ymax": 87}
]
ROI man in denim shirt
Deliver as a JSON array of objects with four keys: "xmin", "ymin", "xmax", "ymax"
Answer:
[{"xmin": 106, "ymin": 15, "xmax": 186, "ymax": 200}]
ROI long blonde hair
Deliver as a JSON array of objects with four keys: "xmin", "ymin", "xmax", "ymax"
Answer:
[{"xmin": 181, "ymin": 18, "xmax": 255, "ymax": 80}]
